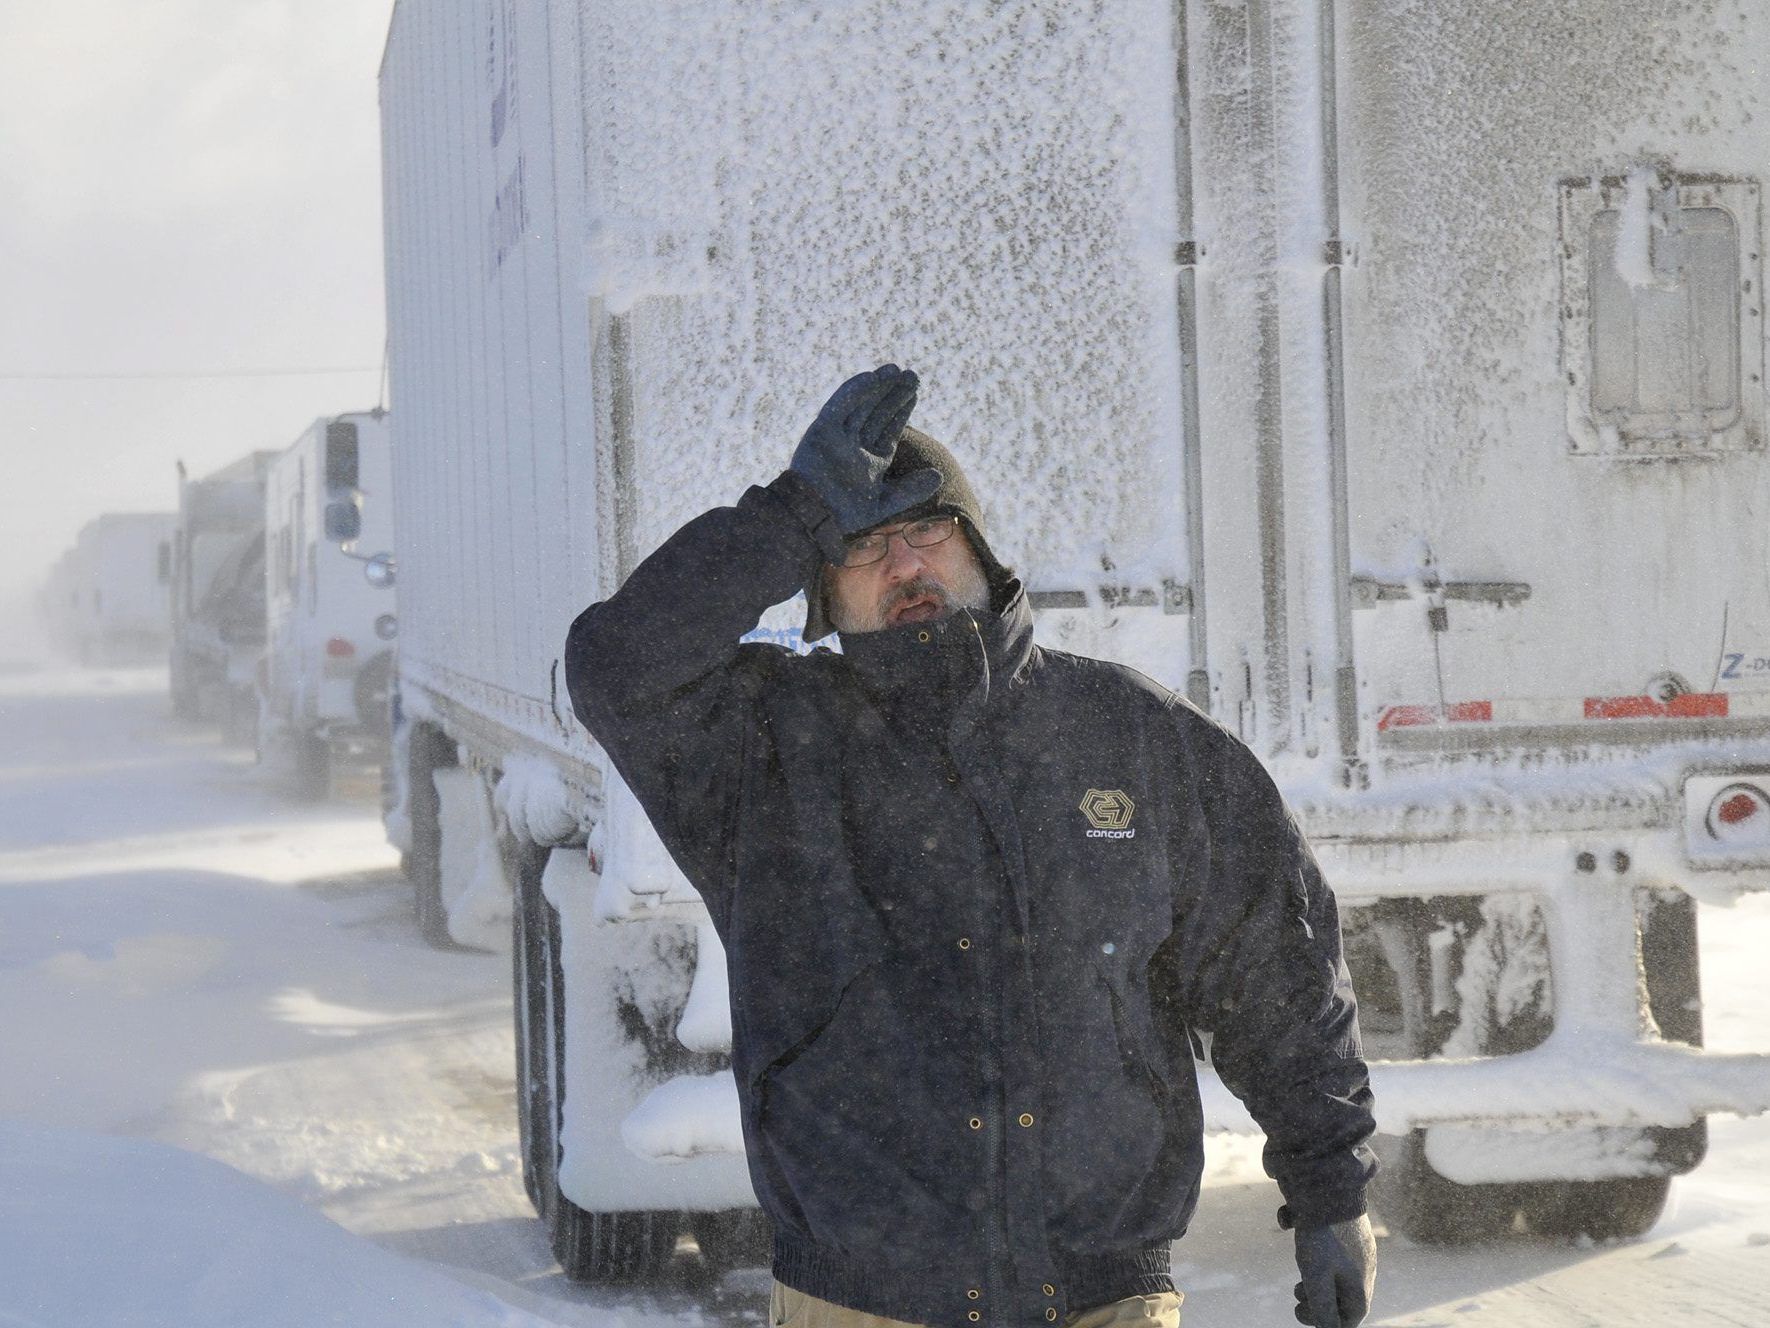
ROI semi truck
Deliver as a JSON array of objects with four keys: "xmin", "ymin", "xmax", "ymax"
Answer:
[
  {"xmin": 170, "ymin": 450, "xmax": 278, "ymax": 737},
  {"xmin": 257, "ymin": 410, "xmax": 398, "ymax": 799},
  {"xmin": 379, "ymin": 0, "xmax": 1770, "ymax": 1278},
  {"xmin": 40, "ymin": 513, "xmax": 177, "ymax": 666}
]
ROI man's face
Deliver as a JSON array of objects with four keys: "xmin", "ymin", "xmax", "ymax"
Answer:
[{"xmin": 826, "ymin": 516, "xmax": 991, "ymax": 635}]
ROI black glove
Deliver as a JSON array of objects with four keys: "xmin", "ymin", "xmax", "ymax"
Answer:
[
  {"xmin": 1293, "ymin": 1215, "xmax": 1376, "ymax": 1327},
  {"xmin": 789, "ymin": 365, "xmax": 940, "ymax": 562}
]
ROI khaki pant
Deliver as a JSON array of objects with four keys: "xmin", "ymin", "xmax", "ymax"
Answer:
[{"xmin": 770, "ymin": 1281, "xmax": 1183, "ymax": 1328}]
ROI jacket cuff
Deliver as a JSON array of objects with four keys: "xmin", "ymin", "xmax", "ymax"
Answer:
[
  {"xmin": 766, "ymin": 470, "xmax": 845, "ymax": 564},
  {"xmin": 1276, "ymin": 1190, "xmax": 1369, "ymax": 1231}
]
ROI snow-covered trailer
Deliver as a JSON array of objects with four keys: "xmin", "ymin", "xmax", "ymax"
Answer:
[
  {"xmin": 257, "ymin": 410, "xmax": 398, "ymax": 799},
  {"xmin": 40, "ymin": 513, "xmax": 176, "ymax": 665},
  {"xmin": 378, "ymin": 0, "xmax": 1770, "ymax": 1277},
  {"xmin": 39, "ymin": 544, "xmax": 90, "ymax": 661},
  {"xmin": 171, "ymin": 451, "xmax": 278, "ymax": 736},
  {"xmin": 38, "ymin": 548, "xmax": 80, "ymax": 659}
]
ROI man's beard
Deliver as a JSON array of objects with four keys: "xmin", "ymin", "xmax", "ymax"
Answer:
[{"xmin": 832, "ymin": 567, "xmax": 991, "ymax": 635}]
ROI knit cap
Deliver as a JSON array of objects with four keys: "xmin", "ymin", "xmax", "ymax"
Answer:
[{"xmin": 803, "ymin": 427, "xmax": 1009, "ymax": 641}]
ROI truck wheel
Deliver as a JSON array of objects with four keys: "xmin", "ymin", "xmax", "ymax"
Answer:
[
  {"xmin": 354, "ymin": 651, "xmax": 395, "ymax": 742},
  {"xmin": 405, "ymin": 721, "xmax": 456, "ymax": 948},
  {"xmin": 511, "ymin": 836, "xmax": 553, "ymax": 1210},
  {"xmin": 1509, "ymin": 892, "xmax": 1704, "ymax": 1243},
  {"xmin": 551, "ymin": 1205, "xmax": 681, "ymax": 1284},
  {"xmin": 291, "ymin": 730, "xmax": 331, "ymax": 802},
  {"xmin": 1351, "ymin": 892, "xmax": 1703, "ymax": 1247},
  {"xmin": 1350, "ymin": 898, "xmax": 1539, "ymax": 1244},
  {"xmin": 511, "ymin": 838, "xmax": 683, "ymax": 1282},
  {"xmin": 689, "ymin": 1209, "xmax": 772, "ymax": 1274},
  {"xmin": 222, "ymin": 687, "xmax": 258, "ymax": 745},
  {"xmin": 379, "ymin": 752, "xmax": 411, "ymax": 877},
  {"xmin": 1371, "ymin": 1132, "xmax": 1520, "ymax": 1245},
  {"xmin": 170, "ymin": 655, "xmax": 200, "ymax": 719},
  {"xmin": 1517, "ymin": 1176, "xmax": 1671, "ymax": 1241}
]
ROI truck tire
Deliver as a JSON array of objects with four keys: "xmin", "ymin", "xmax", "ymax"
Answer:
[
  {"xmin": 551, "ymin": 1205, "xmax": 681, "ymax": 1285},
  {"xmin": 354, "ymin": 650, "xmax": 395, "ymax": 741},
  {"xmin": 1507, "ymin": 892, "xmax": 1704, "ymax": 1242},
  {"xmin": 510, "ymin": 837, "xmax": 683, "ymax": 1283},
  {"xmin": 291, "ymin": 730, "xmax": 331, "ymax": 802},
  {"xmin": 689, "ymin": 1209, "xmax": 773, "ymax": 1274},
  {"xmin": 511, "ymin": 836, "xmax": 552, "ymax": 1211},
  {"xmin": 1372, "ymin": 1133, "xmax": 1521, "ymax": 1245},
  {"xmin": 405, "ymin": 721, "xmax": 456, "ymax": 948},
  {"xmin": 222, "ymin": 687, "xmax": 258, "ymax": 746},
  {"xmin": 1353, "ymin": 898, "xmax": 1543, "ymax": 1244},
  {"xmin": 1379, "ymin": 1142, "xmax": 1675, "ymax": 1246},
  {"xmin": 1517, "ymin": 1175, "xmax": 1672, "ymax": 1241},
  {"xmin": 1352, "ymin": 893, "xmax": 1702, "ymax": 1246},
  {"xmin": 170, "ymin": 654, "xmax": 200, "ymax": 719}
]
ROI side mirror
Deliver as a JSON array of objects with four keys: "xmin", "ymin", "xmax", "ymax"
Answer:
[
  {"xmin": 363, "ymin": 552, "xmax": 396, "ymax": 589},
  {"xmin": 324, "ymin": 499, "xmax": 361, "ymax": 543}
]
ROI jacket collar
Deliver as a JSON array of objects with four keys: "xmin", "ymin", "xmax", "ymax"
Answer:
[{"xmin": 837, "ymin": 579, "xmax": 1036, "ymax": 730}]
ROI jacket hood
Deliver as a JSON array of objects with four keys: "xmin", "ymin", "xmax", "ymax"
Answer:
[{"xmin": 802, "ymin": 425, "xmax": 1006, "ymax": 643}]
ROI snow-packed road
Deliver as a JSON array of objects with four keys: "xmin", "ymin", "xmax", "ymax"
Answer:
[{"xmin": 2, "ymin": 664, "xmax": 1768, "ymax": 1327}]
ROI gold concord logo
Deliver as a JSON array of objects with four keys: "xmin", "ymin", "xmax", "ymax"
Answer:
[{"xmin": 1080, "ymin": 788, "xmax": 1136, "ymax": 839}]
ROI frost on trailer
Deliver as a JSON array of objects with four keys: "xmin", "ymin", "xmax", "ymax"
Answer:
[
  {"xmin": 39, "ymin": 513, "xmax": 177, "ymax": 666},
  {"xmin": 377, "ymin": 0, "xmax": 1770, "ymax": 1278}
]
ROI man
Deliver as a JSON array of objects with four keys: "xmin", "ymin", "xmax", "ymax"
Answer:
[{"xmin": 566, "ymin": 366, "xmax": 1378, "ymax": 1328}]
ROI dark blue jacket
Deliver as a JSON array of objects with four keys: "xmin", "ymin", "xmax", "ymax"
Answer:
[{"xmin": 566, "ymin": 473, "xmax": 1375, "ymax": 1328}]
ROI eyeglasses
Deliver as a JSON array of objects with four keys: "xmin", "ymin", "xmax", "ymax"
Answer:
[{"xmin": 838, "ymin": 515, "xmax": 960, "ymax": 568}]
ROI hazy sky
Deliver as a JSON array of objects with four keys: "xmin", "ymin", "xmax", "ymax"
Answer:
[{"xmin": 0, "ymin": 0, "xmax": 395, "ymax": 616}]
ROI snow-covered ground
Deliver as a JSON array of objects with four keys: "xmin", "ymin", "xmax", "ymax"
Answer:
[{"xmin": 1, "ymin": 664, "xmax": 1767, "ymax": 1326}]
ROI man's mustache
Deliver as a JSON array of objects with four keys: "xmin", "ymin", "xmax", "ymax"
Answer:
[{"xmin": 883, "ymin": 576, "xmax": 952, "ymax": 614}]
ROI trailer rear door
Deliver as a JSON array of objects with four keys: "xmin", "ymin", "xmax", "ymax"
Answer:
[{"xmin": 1337, "ymin": 1, "xmax": 1770, "ymax": 744}]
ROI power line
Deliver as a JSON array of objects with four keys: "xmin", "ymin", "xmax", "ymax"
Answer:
[{"xmin": 0, "ymin": 365, "xmax": 382, "ymax": 382}]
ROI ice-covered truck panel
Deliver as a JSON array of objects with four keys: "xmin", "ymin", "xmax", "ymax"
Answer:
[
  {"xmin": 576, "ymin": 1, "xmax": 1191, "ymax": 622},
  {"xmin": 380, "ymin": 0, "xmax": 601, "ymax": 768},
  {"xmin": 381, "ymin": 0, "xmax": 727, "ymax": 1236},
  {"xmin": 382, "ymin": 0, "xmax": 1198, "ymax": 765},
  {"xmin": 1336, "ymin": 1, "xmax": 1770, "ymax": 736}
]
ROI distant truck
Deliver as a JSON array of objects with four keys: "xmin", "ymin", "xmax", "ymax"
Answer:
[
  {"xmin": 170, "ymin": 451, "xmax": 278, "ymax": 736},
  {"xmin": 257, "ymin": 410, "xmax": 398, "ymax": 799},
  {"xmin": 40, "ymin": 513, "xmax": 177, "ymax": 666},
  {"xmin": 379, "ymin": 0, "xmax": 1770, "ymax": 1280}
]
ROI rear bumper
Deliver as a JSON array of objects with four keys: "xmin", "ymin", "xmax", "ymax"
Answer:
[
  {"xmin": 1290, "ymin": 822, "xmax": 1770, "ymax": 1179},
  {"xmin": 1198, "ymin": 1041, "xmax": 1769, "ymax": 1140}
]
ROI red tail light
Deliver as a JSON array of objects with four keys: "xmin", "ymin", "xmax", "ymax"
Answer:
[
  {"xmin": 325, "ymin": 637, "xmax": 356, "ymax": 658},
  {"xmin": 1706, "ymin": 783, "xmax": 1770, "ymax": 846},
  {"xmin": 1718, "ymin": 792, "xmax": 1760, "ymax": 825}
]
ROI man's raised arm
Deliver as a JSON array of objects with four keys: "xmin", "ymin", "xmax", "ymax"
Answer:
[
  {"xmin": 564, "ymin": 363, "xmax": 935, "ymax": 735},
  {"xmin": 563, "ymin": 469, "xmax": 830, "ymax": 737}
]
